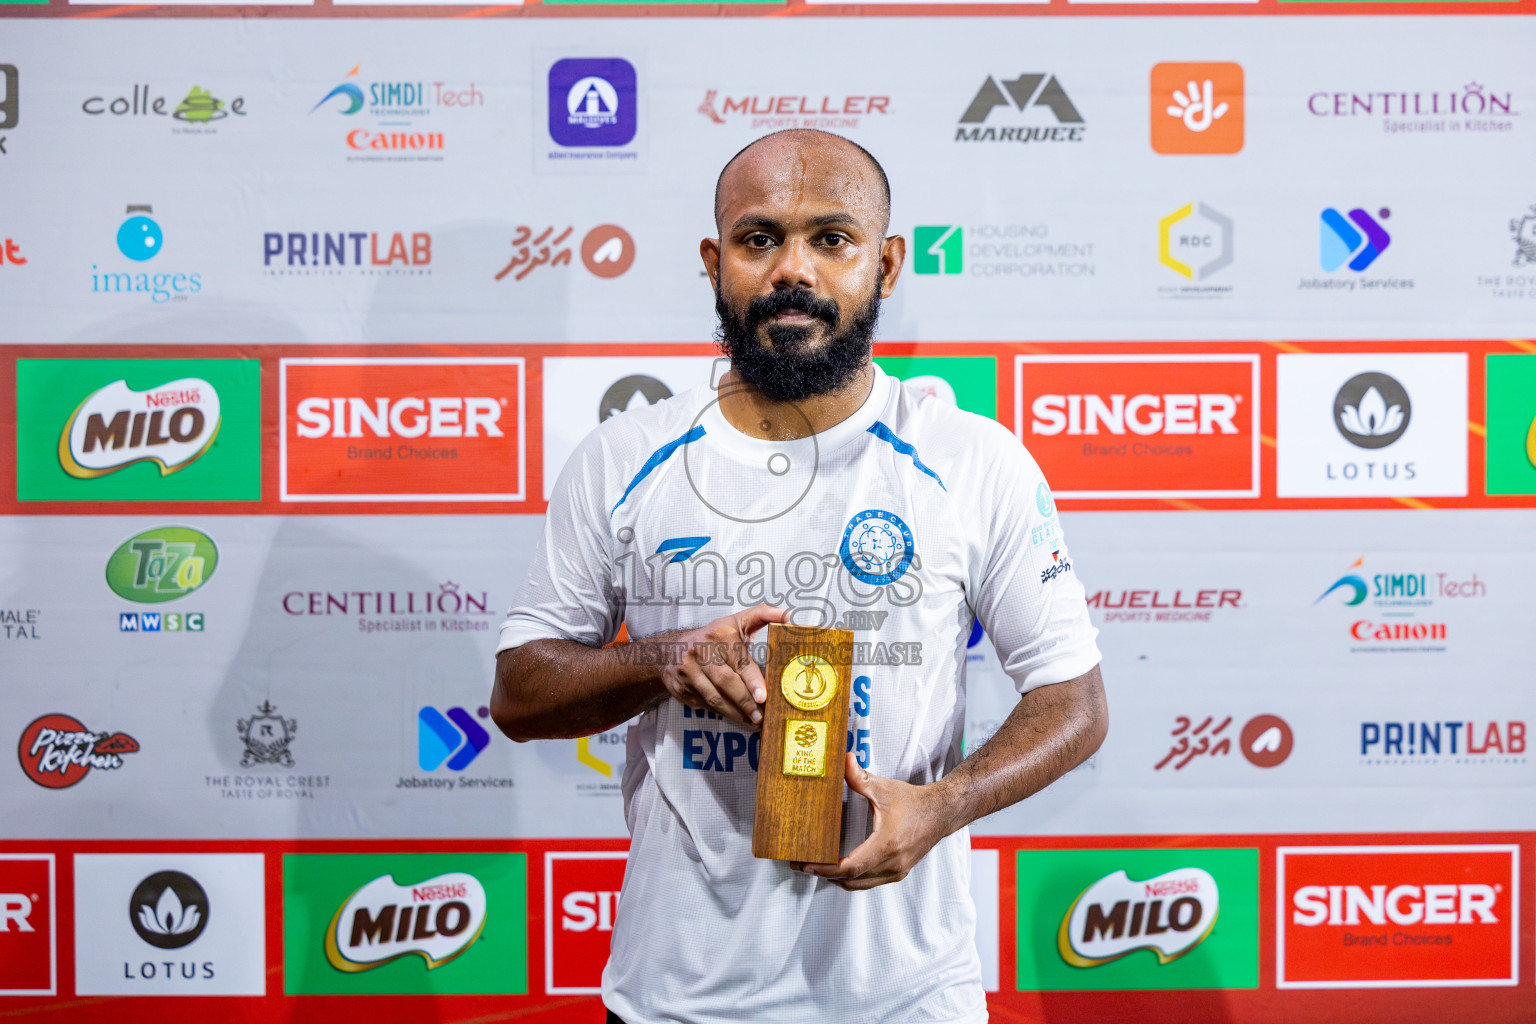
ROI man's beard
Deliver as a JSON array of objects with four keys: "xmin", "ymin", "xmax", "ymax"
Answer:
[{"xmin": 714, "ymin": 281, "xmax": 881, "ymax": 403}]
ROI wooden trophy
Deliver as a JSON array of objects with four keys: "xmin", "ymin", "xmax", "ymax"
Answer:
[{"xmin": 752, "ymin": 622, "xmax": 854, "ymax": 864}]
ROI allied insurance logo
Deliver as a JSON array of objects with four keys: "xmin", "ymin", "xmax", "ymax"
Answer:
[
  {"xmin": 1150, "ymin": 63, "xmax": 1244, "ymax": 155},
  {"xmin": 549, "ymin": 58, "xmax": 636, "ymax": 149},
  {"xmin": 279, "ymin": 357, "xmax": 526, "ymax": 503},
  {"xmin": 544, "ymin": 852, "xmax": 626, "ymax": 995},
  {"xmin": 1277, "ymin": 845, "xmax": 1518, "ymax": 988},
  {"xmin": 1015, "ymin": 354, "xmax": 1259, "ymax": 498}
]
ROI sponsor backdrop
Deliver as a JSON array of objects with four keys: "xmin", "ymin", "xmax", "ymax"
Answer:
[{"xmin": 1, "ymin": 4, "xmax": 1535, "ymax": 1023}]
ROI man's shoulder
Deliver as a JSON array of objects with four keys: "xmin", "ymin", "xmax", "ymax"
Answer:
[
  {"xmin": 883, "ymin": 380, "xmax": 1025, "ymax": 467},
  {"xmin": 584, "ymin": 385, "xmax": 715, "ymax": 459}
]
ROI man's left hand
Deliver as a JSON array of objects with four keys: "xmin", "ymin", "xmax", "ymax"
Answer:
[{"xmin": 791, "ymin": 754, "xmax": 950, "ymax": 891}]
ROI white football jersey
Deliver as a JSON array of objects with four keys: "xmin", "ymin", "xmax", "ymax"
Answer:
[{"xmin": 500, "ymin": 364, "xmax": 1100, "ymax": 1024}]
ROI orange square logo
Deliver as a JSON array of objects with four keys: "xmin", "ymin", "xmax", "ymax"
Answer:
[{"xmin": 1151, "ymin": 62, "xmax": 1244, "ymax": 155}]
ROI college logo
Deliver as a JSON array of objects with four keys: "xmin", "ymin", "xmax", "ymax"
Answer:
[
  {"xmin": 1484, "ymin": 354, "xmax": 1536, "ymax": 495},
  {"xmin": 1158, "ymin": 203, "xmax": 1233, "ymax": 292},
  {"xmin": 840, "ymin": 509, "xmax": 914, "ymax": 586},
  {"xmin": 1017, "ymin": 848, "xmax": 1258, "ymax": 991},
  {"xmin": 129, "ymin": 871, "xmax": 209, "ymax": 950},
  {"xmin": 1016, "ymin": 355, "xmax": 1259, "ymax": 498},
  {"xmin": 91, "ymin": 204, "xmax": 203, "ymax": 303},
  {"xmin": 549, "ymin": 58, "xmax": 636, "ymax": 148},
  {"xmin": 545, "ymin": 852, "xmax": 626, "ymax": 994},
  {"xmin": 238, "ymin": 701, "xmax": 297, "ymax": 768},
  {"xmin": 1321, "ymin": 207, "xmax": 1391, "ymax": 272},
  {"xmin": 0, "ymin": 854, "xmax": 55, "ymax": 996},
  {"xmin": 284, "ymin": 854, "xmax": 526, "ymax": 995},
  {"xmin": 280, "ymin": 358, "xmax": 526, "ymax": 502},
  {"xmin": 17, "ymin": 713, "xmax": 138, "ymax": 789},
  {"xmin": 956, "ymin": 73, "xmax": 1084, "ymax": 143},
  {"xmin": 262, "ymin": 231, "xmax": 431, "ymax": 275},
  {"xmin": 418, "ymin": 706, "xmax": 491, "ymax": 772},
  {"xmin": 105, "ymin": 526, "xmax": 218, "ymax": 603},
  {"xmin": 1334, "ymin": 372, "xmax": 1411, "ymax": 449},
  {"xmin": 81, "ymin": 84, "xmax": 247, "ymax": 129},
  {"xmin": 0, "ymin": 64, "xmax": 16, "ymax": 156},
  {"xmin": 1150, "ymin": 63, "xmax": 1243, "ymax": 154},
  {"xmin": 699, "ymin": 90, "xmax": 888, "ymax": 131},
  {"xmin": 495, "ymin": 224, "xmax": 633, "ymax": 281},
  {"xmin": 913, "ymin": 226, "xmax": 962, "ymax": 275},
  {"xmin": 1277, "ymin": 845, "xmax": 1518, "ymax": 988}
]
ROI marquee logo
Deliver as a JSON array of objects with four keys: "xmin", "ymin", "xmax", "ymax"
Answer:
[
  {"xmin": 1059, "ymin": 867, "xmax": 1219, "ymax": 967},
  {"xmin": 59, "ymin": 377, "xmax": 220, "ymax": 479},
  {"xmin": 957, "ymin": 73, "xmax": 1084, "ymax": 144},
  {"xmin": 17, "ymin": 713, "xmax": 139, "ymax": 789},
  {"xmin": 105, "ymin": 526, "xmax": 218, "ymax": 603},
  {"xmin": 324, "ymin": 872, "xmax": 487, "ymax": 973},
  {"xmin": 1150, "ymin": 63, "xmax": 1244, "ymax": 155}
]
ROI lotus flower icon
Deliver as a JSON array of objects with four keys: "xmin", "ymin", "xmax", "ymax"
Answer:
[
  {"xmin": 139, "ymin": 885, "xmax": 200, "ymax": 937},
  {"xmin": 1333, "ymin": 372, "xmax": 1411, "ymax": 450},
  {"xmin": 1339, "ymin": 386, "xmax": 1403, "ymax": 440},
  {"xmin": 129, "ymin": 871, "xmax": 209, "ymax": 949}
]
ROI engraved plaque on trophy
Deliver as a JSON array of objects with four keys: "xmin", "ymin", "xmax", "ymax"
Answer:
[{"xmin": 752, "ymin": 622, "xmax": 854, "ymax": 864}]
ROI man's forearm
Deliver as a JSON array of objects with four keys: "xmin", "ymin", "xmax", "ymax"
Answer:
[
  {"xmin": 491, "ymin": 638, "xmax": 666, "ymax": 742},
  {"xmin": 929, "ymin": 665, "xmax": 1107, "ymax": 836}
]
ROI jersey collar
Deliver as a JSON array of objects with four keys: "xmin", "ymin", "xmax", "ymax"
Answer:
[{"xmin": 700, "ymin": 362, "xmax": 895, "ymax": 464}]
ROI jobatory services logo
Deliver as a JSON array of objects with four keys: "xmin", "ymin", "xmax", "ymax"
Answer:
[
  {"xmin": 263, "ymin": 231, "xmax": 431, "ymax": 276},
  {"xmin": 1277, "ymin": 845, "xmax": 1518, "ymax": 988},
  {"xmin": 1320, "ymin": 207, "xmax": 1391, "ymax": 272},
  {"xmin": 279, "ymin": 357, "xmax": 526, "ymax": 502},
  {"xmin": 0, "ymin": 64, "xmax": 16, "ymax": 155},
  {"xmin": 1150, "ymin": 63, "xmax": 1244, "ymax": 154},
  {"xmin": 1484, "ymin": 354, "xmax": 1536, "ymax": 495},
  {"xmin": 1275, "ymin": 354, "xmax": 1467, "ymax": 498},
  {"xmin": 283, "ymin": 853, "xmax": 527, "ymax": 995},
  {"xmin": 81, "ymin": 84, "xmax": 247, "ymax": 133},
  {"xmin": 1016, "ymin": 848, "xmax": 1258, "ymax": 991},
  {"xmin": 1158, "ymin": 203, "xmax": 1233, "ymax": 298},
  {"xmin": 311, "ymin": 64, "xmax": 482, "ymax": 162},
  {"xmin": 1359, "ymin": 719, "xmax": 1525, "ymax": 766},
  {"xmin": 0, "ymin": 854, "xmax": 55, "ymax": 997},
  {"xmin": 16, "ymin": 357, "xmax": 261, "ymax": 501},
  {"xmin": 544, "ymin": 852, "xmax": 626, "ymax": 995},
  {"xmin": 1313, "ymin": 554, "xmax": 1485, "ymax": 653},
  {"xmin": 1015, "ymin": 354, "xmax": 1259, "ymax": 498},
  {"xmin": 699, "ymin": 89, "xmax": 889, "ymax": 132},
  {"xmin": 417, "ymin": 706, "xmax": 491, "ymax": 773},
  {"xmin": 494, "ymin": 224, "xmax": 634, "ymax": 282},
  {"xmin": 1154, "ymin": 714, "xmax": 1294, "ymax": 771},
  {"xmin": 91, "ymin": 205, "xmax": 204, "ymax": 303},
  {"xmin": 956, "ymin": 73, "xmax": 1084, "ymax": 144},
  {"xmin": 17, "ymin": 713, "xmax": 138, "ymax": 789},
  {"xmin": 1306, "ymin": 82, "xmax": 1516, "ymax": 135}
]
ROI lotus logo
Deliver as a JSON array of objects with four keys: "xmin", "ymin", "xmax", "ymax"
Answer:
[
  {"xmin": 60, "ymin": 377, "xmax": 221, "ymax": 478},
  {"xmin": 129, "ymin": 871, "xmax": 209, "ymax": 950},
  {"xmin": 325, "ymin": 872, "xmax": 487, "ymax": 972},
  {"xmin": 1058, "ymin": 867, "xmax": 1219, "ymax": 968},
  {"xmin": 1333, "ymin": 372, "xmax": 1410, "ymax": 449}
]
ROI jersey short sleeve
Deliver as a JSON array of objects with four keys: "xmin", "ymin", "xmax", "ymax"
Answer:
[
  {"xmin": 497, "ymin": 430, "xmax": 621, "ymax": 653},
  {"xmin": 962, "ymin": 420, "xmax": 1101, "ymax": 693}
]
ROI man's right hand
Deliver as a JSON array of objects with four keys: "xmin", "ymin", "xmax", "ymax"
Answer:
[{"xmin": 652, "ymin": 604, "xmax": 786, "ymax": 727}]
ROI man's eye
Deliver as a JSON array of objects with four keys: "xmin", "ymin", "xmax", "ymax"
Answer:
[
  {"xmin": 822, "ymin": 234, "xmax": 847, "ymax": 247},
  {"xmin": 746, "ymin": 234, "xmax": 774, "ymax": 247}
]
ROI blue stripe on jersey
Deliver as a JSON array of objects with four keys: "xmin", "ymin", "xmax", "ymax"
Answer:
[
  {"xmin": 867, "ymin": 420, "xmax": 946, "ymax": 492},
  {"xmin": 611, "ymin": 425, "xmax": 707, "ymax": 516}
]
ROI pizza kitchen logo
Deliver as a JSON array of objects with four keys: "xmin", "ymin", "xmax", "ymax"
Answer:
[
  {"xmin": 1058, "ymin": 867, "xmax": 1219, "ymax": 968},
  {"xmin": 60, "ymin": 375, "xmax": 220, "ymax": 479},
  {"xmin": 17, "ymin": 713, "xmax": 139, "ymax": 789},
  {"xmin": 325, "ymin": 872, "xmax": 487, "ymax": 973},
  {"xmin": 699, "ymin": 89, "xmax": 890, "ymax": 131}
]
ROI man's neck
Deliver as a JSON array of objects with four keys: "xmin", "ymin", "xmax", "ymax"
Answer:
[{"xmin": 716, "ymin": 363, "xmax": 876, "ymax": 441}]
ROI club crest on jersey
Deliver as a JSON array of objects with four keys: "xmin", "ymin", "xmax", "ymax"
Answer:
[{"xmin": 839, "ymin": 509, "xmax": 914, "ymax": 586}]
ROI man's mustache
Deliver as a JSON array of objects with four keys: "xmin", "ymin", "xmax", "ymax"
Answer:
[{"xmin": 743, "ymin": 289, "xmax": 841, "ymax": 332}]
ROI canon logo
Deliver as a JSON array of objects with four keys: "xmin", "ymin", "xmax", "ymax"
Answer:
[
  {"xmin": 561, "ymin": 890, "xmax": 619, "ymax": 933},
  {"xmin": 1, "ymin": 893, "xmax": 34, "ymax": 932},
  {"xmin": 1031, "ymin": 393, "xmax": 1240, "ymax": 437},
  {"xmin": 294, "ymin": 397, "xmax": 503, "ymax": 439},
  {"xmin": 1292, "ymin": 884, "xmax": 1498, "ymax": 927}
]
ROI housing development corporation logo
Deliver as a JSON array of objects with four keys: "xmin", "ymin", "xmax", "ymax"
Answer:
[
  {"xmin": 549, "ymin": 58, "xmax": 636, "ymax": 149},
  {"xmin": 699, "ymin": 89, "xmax": 888, "ymax": 131},
  {"xmin": 92, "ymin": 205, "xmax": 203, "ymax": 303},
  {"xmin": 0, "ymin": 854, "xmax": 55, "ymax": 997},
  {"xmin": 263, "ymin": 231, "xmax": 431, "ymax": 276},
  {"xmin": 1158, "ymin": 203, "xmax": 1233, "ymax": 299},
  {"xmin": 311, "ymin": 64, "xmax": 482, "ymax": 162},
  {"xmin": 1150, "ymin": 63, "xmax": 1244, "ymax": 154},
  {"xmin": 1058, "ymin": 867, "xmax": 1219, "ymax": 967},
  {"xmin": 17, "ymin": 714, "xmax": 139, "ymax": 789},
  {"xmin": 956, "ymin": 73, "xmax": 1084, "ymax": 144},
  {"xmin": 1277, "ymin": 845, "xmax": 1517, "ymax": 988},
  {"xmin": 914, "ymin": 226, "xmax": 962, "ymax": 275}
]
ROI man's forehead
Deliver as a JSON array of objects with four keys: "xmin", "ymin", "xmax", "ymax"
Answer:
[{"xmin": 717, "ymin": 137, "xmax": 884, "ymax": 227}]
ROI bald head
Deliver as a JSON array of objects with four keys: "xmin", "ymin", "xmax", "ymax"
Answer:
[{"xmin": 713, "ymin": 129, "xmax": 891, "ymax": 236}]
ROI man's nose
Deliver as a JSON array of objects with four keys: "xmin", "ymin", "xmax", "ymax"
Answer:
[{"xmin": 769, "ymin": 236, "xmax": 817, "ymax": 291}]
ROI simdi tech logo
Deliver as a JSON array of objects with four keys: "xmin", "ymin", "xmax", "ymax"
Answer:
[
  {"xmin": 279, "ymin": 357, "xmax": 526, "ymax": 502},
  {"xmin": 1485, "ymin": 354, "xmax": 1536, "ymax": 495},
  {"xmin": 92, "ymin": 205, "xmax": 204, "ymax": 303},
  {"xmin": 1150, "ymin": 63, "xmax": 1243, "ymax": 155},
  {"xmin": 0, "ymin": 854, "xmax": 55, "ymax": 997},
  {"xmin": 1015, "ymin": 354, "xmax": 1259, "ymax": 498},
  {"xmin": 283, "ymin": 853, "xmax": 526, "ymax": 994},
  {"xmin": 1016, "ymin": 848, "xmax": 1258, "ymax": 991},
  {"xmin": 15, "ymin": 358, "xmax": 261, "ymax": 501},
  {"xmin": 1314, "ymin": 554, "xmax": 1485, "ymax": 654},
  {"xmin": 311, "ymin": 64, "xmax": 482, "ymax": 161},
  {"xmin": 956, "ymin": 73, "xmax": 1084, "ymax": 144},
  {"xmin": 1277, "ymin": 845, "xmax": 1517, "ymax": 988},
  {"xmin": 545, "ymin": 852, "xmax": 626, "ymax": 995}
]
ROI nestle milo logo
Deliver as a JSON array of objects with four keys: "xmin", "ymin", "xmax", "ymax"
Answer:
[
  {"xmin": 1058, "ymin": 867, "xmax": 1218, "ymax": 968},
  {"xmin": 60, "ymin": 376, "xmax": 220, "ymax": 479},
  {"xmin": 106, "ymin": 526, "xmax": 218, "ymax": 603}
]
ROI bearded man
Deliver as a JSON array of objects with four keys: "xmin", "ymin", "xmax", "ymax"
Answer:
[{"xmin": 491, "ymin": 130, "xmax": 1108, "ymax": 1024}]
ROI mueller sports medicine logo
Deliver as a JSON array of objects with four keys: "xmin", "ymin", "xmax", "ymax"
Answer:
[
  {"xmin": 1088, "ymin": 587, "xmax": 1241, "ymax": 625},
  {"xmin": 263, "ymin": 231, "xmax": 431, "ymax": 276},
  {"xmin": 545, "ymin": 852, "xmax": 626, "ymax": 995},
  {"xmin": 1058, "ymin": 867, "xmax": 1219, "ymax": 967},
  {"xmin": 60, "ymin": 376, "xmax": 220, "ymax": 478},
  {"xmin": 1306, "ymin": 82, "xmax": 1516, "ymax": 135},
  {"xmin": 699, "ymin": 90, "xmax": 889, "ymax": 132},
  {"xmin": 325, "ymin": 872, "xmax": 487, "ymax": 972},
  {"xmin": 280, "ymin": 358, "xmax": 525, "ymax": 502},
  {"xmin": 312, "ymin": 64, "xmax": 482, "ymax": 161},
  {"xmin": 1277, "ymin": 845, "xmax": 1518, "ymax": 988},
  {"xmin": 0, "ymin": 854, "xmax": 55, "ymax": 997},
  {"xmin": 1016, "ymin": 355, "xmax": 1259, "ymax": 498},
  {"xmin": 92, "ymin": 205, "xmax": 204, "ymax": 303},
  {"xmin": 1150, "ymin": 63, "xmax": 1244, "ymax": 155},
  {"xmin": 17, "ymin": 714, "xmax": 138, "ymax": 789},
  {"xmin": 956, "ymin": 73, "xmax": 1084, "ymax": 144}
]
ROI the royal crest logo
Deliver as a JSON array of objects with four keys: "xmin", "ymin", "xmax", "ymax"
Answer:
[
  {"xmin": 1058, "ymin": 867, "xmax": 1219, "ymax": 968},
  {"xmin": 59, "ymin": 377, "xmax": 221, "ymax": 479},
  {"xmin": 324, "ymin": 872, "xmax": 487, "ymax": 973},
  {"xmin": 839, "ymin": 509, "xmax": 914, "ymax": 586},
  {"xmin": 238, "ymin": 702, "xmax": 297, "ymax": 768},
  {"xmin": 17, "ymin": 713, "xmax": 139, "ymax": 789}
]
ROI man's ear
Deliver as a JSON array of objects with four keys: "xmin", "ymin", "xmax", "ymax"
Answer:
[
  {"xmin": 879, "ymin": 235, "xmax": 907, "ymax": 299},
  {"xmin": 700, "ymin": 237, "xmax": 721, "ymax": 291}
]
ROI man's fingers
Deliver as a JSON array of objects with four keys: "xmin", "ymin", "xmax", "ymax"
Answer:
[
  {"xmin": 701, "ymin": 661, "xmax": 762, "ymax": 726},
  {"xmin": 735, "ymin": 603, "xmax": 787, "ymax": 638},
  {"xmin": 676, "ymin": 662, "xmax": 743, "ymax": 724},
  {"xmin": 843, "ymin": 753, "xmax": 877, "ymax": 799},
  {"xmin": 803, "ymin": 832, "xmax": 881, "ymax": 880}
]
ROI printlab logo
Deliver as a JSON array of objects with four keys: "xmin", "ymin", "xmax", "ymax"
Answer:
[
  {"xmin": 1321, "ymin": 207, "xmax": 1391, "ymax": 272},
  {"xmin": 914, "ymin": 226, "xmax": 962, "ymax": 275},
  {"xmin": 17, "ymin": 714, "xmax": 138, "ymax": 789},
  {"xmin": 1360, "ymin": 719, "xmax": 1525, "ymax": 766},
  {"xmin": 238, "ymin": 701, "xmax": 297, "ymax": 767},
  {"xmin": 495, "ymin": 224, "xmax": 634, "ymax": 281},
  {"xmin": 1059, "ymin": 867, "xmax": 1219, "ymax": 967},
  {"xmin": 956, "ymin": 73, "xmax": 1084, "ymax": 143},
  {"xmin": 1150, "ymin": 63, "xmax": 1243, "ymax": 155},
  {"xmin": 600, "ymin": 375, "xmax": 671, "ymax": 421},
  {"xmin": 418, "ymin": 706, "xmax": 491, "ymax": 772},
  {"xmin": 1158, "ymin": 203, "xmax": 1233, "ymax": 297},
  {"xmin": 81, "ymin": 84, "xmax": 247, "ymax": 132},
  {"xmin": 263, "ymin": 231, "xmax": 431, "ymax": 276},
  {"xmin": 549, "ymin": 59, "xmax": 636, "ymax": 148},
  {"xmin": 92, "ymin": 205, "xmax": 204, "ymax": 303},
  {"xmin": 1154, "ymin": 714, "xmax": 1293, "ymax": 771},
  {"xmin": 1333, "ymin": 372, "xmax": 1411, "ymax": 449},
  {"xmin": 0, "ymin": 64, "xmax": 15, "ymax": 156},
  {"xmin": 129, "ymin": 872, "xmax": 209, "ymax": 950}
]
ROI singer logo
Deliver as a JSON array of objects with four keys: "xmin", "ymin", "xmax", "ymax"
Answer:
[
  {"xmin": 280, "ymin": 358, "xmax": 526, "ymax": 502},
  {"xmin": 1277, "ymin": 845, "xmax": 1518, "ymax": 988},
  {"xmin": 1015, "ymin": 355, "xmax": 1259, "ymax": 498},
  {"xmin": 0, "ymin": 855, "xmax": 55, "ymax": 996},
  {"xmin": 545, "ymin": 851, "xmax": 626, "ymax": 995},
  {"xmin": 325, "ymin": 872, "xmax": 487, "ymax": 973},
  {"xmin": 59, "ymin": 377, "xmax": 219, "ymax": 479},
  {"xmin": 1059, "ymin": 867, "xmax": 1218, "ymax": 968}
]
